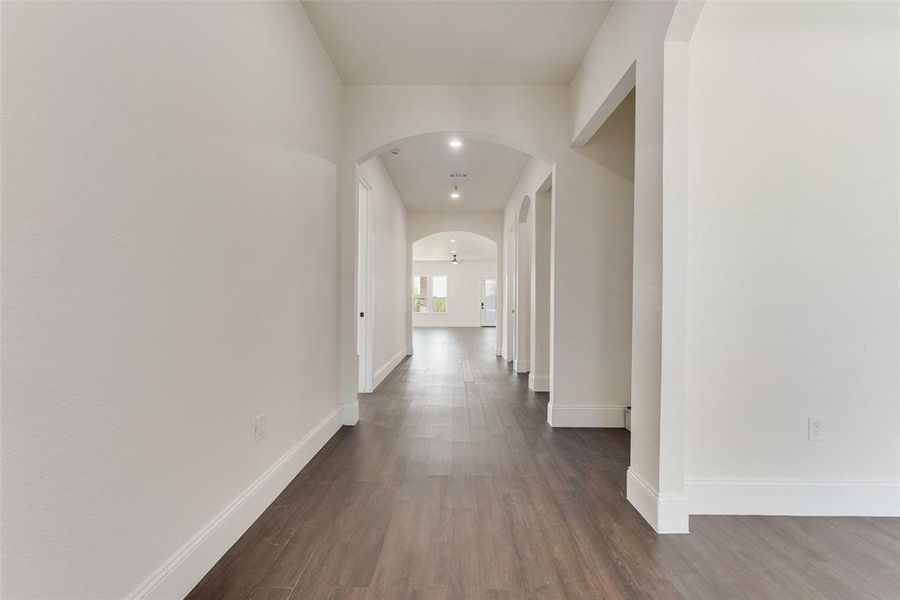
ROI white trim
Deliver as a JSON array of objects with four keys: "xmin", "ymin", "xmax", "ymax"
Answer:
[
  {"xmin": 547, "ymin": 404, "xmax": 625, "ymax": 428},
  {"xmin": 687, "ymin": 478, "xmax": 900, "ymax": 517},
  {"xmin": 513, "ymin": 358, "xmax": 530, "ymax": 374},
  {"xmin": 627, "ymin": 467, "xmax": 659, "ymax": 529},
  {"xmin": 372, "ymin": 348, "xmax": 406, "ymax": 390},
  {"xmin": 126, "ymin": 407, "xmax": 343, "ymax": 600},
  {"xmin": 342, "ymin": 401, "xmax": 359, "ymax": 426},
  {"xmin": 528, "ymin": 373, "xmax": 550, "ymax": 392},
  {"xmin": 626, "ymin": 467, "xmax": 689, "ymax": 534}
]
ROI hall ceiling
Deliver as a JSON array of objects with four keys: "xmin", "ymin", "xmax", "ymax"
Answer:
[
  {"xmin": 413, "ymin": 231, "xmax": 497, "ymax": 262},
  {"xmin": 301, "ymin": 0, "xmax": 613, "ymax": 85},
  {"xmin": 375, "ymin": 134, "xmax": 531, "ymax": 211}
]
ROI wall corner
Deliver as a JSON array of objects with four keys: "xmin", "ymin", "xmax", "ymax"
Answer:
[{"xmin": 627, "ymin": 467, "xmax": 689, "ymax": 534}]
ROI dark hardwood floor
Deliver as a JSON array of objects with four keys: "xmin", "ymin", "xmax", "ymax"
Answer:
[{"xmin": 188, "ymin": 327, "xmax": 900, "ymax": 600}]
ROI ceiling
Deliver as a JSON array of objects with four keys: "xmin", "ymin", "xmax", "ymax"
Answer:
[
  {"xmin": 301, "ymin": 1, "xmax": 613, "ymax": 85},
  {"xmin": 376, "ymin": 134, "xmax": 530, "ymax": 211},
  {"xmin": 413, "ymin": 231, "xmax": 497, "ymax": 262}
]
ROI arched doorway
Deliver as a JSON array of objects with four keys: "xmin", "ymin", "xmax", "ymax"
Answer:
[
  {"xmin": 410, "ymin": 231, "xmax": 499, "ymax": 355},
  {"xmin": 345, "ymin": 131, "xmax": 555, "ymax": 423}
]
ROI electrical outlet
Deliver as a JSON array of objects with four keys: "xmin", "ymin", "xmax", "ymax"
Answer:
[
  {"xmin": 808, "ymin": 416, "xmax": 824, "ymax": 441},
  {"xmin": 254, "ymin": 413, "xmax": 267, "ymax": 442}
]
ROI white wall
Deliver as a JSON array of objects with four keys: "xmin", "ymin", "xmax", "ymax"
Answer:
[
  {"xmin": 1, "ymin": 2, "xmax": 343, "ymax": 598},
  {"xmin": 412, "ymin": 261, "xmax": 496, "ymax": 328},
  {"xmin": 358, "ymin": 157, "xmax": 408, "ymax": 386},
  {"xmin": 407, "ymin": 210, "xmax": 503, "ymax": 246},
  {"xmin": 502, "ymin": 160, "xmax": 550, "ymax": 363},
  {"xmin": 683, "ymin": 1, "xmax": 900, "ymax": 516},
  {"xmin": 514, "ymin": 202, "xmax": 532, "ymax": 373},
  {"xmin": 529, "ymin": 188, "xmax": 552, "ymax": 392},
  {"xmin": 571, "ymin": 0, "xmax": 681, "ymax": 531}
]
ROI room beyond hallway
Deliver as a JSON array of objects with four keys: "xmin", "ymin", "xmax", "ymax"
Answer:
[{"xmin": 187, "ymin": 328, "xmax": 899, "ymax": 600}]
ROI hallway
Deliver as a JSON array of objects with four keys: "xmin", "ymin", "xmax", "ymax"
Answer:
[{"xmin": 188, "ymin": 328, "xmax": 900, "ymax": 600}]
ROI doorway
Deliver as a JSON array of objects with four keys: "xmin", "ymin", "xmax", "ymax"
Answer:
[
  {"xmin": 504, "ymin": 227, "xmax": 516, "ymax": 362},
  {"xmin": 357, "ymin": 178, "xmax": 374, "ymax": 393},
  {"xmin": 481, "ymin": 276, "xmax": 497, "ymax": 327},
  {"xmin": 529, "ymin": 178, "xmax": 552, "ymax": 391}
]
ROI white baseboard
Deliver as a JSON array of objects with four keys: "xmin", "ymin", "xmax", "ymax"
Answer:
[
  {"xmin": 341, "ymin": 401, "xmax": 359, "ymax": 426},
  {"xmin": 547, "ymin": 404, "xmax": 625, "ymax": 428},
  {"xmin": 687, "ymin": 478, "xmax": 900, "ymax": 517},
  {"xmin": 627, "ymin": 467, "xmax": 689, "ymax": 534},
  {"xmin": 528, "ymin": 373, "xmax": 550, "ymax": 392},
  {"xmin": 514, "ymin": 359, "xmax": 530, "ymax": 373},
  {"xmin": 373, "ymin": 348, "xmax": 406, "ymax": 390},
  {"xmin": 413, "ymin": 323, "xmax": 481, "ymax": 328},
  {"xmin": 126, "ymin": 407, "xmax": 343, "ymax": 600}
]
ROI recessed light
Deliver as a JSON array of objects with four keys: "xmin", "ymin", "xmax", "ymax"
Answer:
[
  {"xmin": 450, "ymin": 239, "xmax": 456, "ymax": 243},
  {"xmin": 448, "ymin": 139, "xmax": 463, "ymax": 148},
  {"xmin": 450, "ymin": 191, "xmax": 460, "ymax": 199}
]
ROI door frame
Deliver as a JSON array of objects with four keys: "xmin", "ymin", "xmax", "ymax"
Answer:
[
  {"xmin": 480, "ymin": 275, "xmax": 497, "ymax": 327},
  {"xmin": 505, "ymin": 227, "xmax": 516, "ymax": 361},
  {"xmin": 357, "ymin": 177, "xmax": 375, "ymax": 393}
]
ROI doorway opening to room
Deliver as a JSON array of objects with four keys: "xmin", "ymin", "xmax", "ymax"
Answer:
[
  {"xmin": 357, "ymin": 178, "xmax": 374, "ymax": 393},
  {"xmin": 480, "ymin": 275, "xmax": 497, "ymax": 327},
  {"xmin": 411, "ymin": 231, "xmax": 497, "ymax": 331},
  {"xmin": 573, "ymin": 87, "xmax": 636, "ymax": 436},
  {"xmin": 348, "ymin": 130, "xmax": 556, "ymax": 420}
]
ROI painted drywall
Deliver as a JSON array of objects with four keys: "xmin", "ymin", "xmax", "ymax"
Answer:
[
  {"xmin": 530, "ymin": 188, "xmax": 552, "ymax": 391},
  {"xmin": 501, "ymin": 159, "xmax": 552, "ymax": 364},
  {"xmin": 1, "ymin": 2, "xmax": 342, "ymax": 598},
  {"xmin": 684, "ymin": 1, "xmax": 900, "ymax": 515},
  {"xmin": 412, "ymin": 261, "xmax": 497, "ymax": 328},
  {"xmin": 407, "ymin": 209, "xmax": 503, "ymax": 246},
  {"xmin": 515, "ymin": 200, "xmax": 532, "ymax": 372},
  {"xmin": 358, "ymin": 157, "xmax": 408, "ymax": 386},
  {"xmin": 570, "ymin": 0, "xmax": 680, "ymax": 529}
]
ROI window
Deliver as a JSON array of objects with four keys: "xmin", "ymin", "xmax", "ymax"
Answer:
[
  {"xmin": 412, "ymin": 275, "xmax": 428, "ymax": 313},
  {"xmin": 431, "ymin": 276, "xmax": 448, "ymax": 313},
  {"xmin": 413, "ymin": 275, "xmax": 449, "ymax": 314}
]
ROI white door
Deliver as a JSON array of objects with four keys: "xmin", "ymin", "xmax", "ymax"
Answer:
[
  {"xmin": 357, "ymin": 179, "xmax": 374, "ymax": 393},
  {"xmin": 481, "ymin": 276, "xmax": 497, "ymax": 327}
]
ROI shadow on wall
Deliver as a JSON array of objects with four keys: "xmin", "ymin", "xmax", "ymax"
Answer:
[{"xmin": 574, "ymin": 89, "xmax": 636, "ymax": 181}]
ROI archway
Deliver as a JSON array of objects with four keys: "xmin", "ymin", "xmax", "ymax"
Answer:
[
  {"xmin": 342, "ymin": 130, "xmax": 556, "ymax": 425},
  {"xmin": 410, "ymin": 231, "xmax": 499, "ymax": 353}
]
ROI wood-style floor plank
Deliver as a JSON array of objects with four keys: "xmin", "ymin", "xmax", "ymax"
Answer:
[{"xmin": 187, "ymin": 327, "xmax": 900, "ymax": 600}]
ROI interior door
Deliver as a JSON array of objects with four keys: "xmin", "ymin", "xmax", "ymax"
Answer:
[
  {"xmin": 481, "ymin": 276, "xmax": 497, "ymax": 327},
  {"xmin": 357, "ymin": 180, "xmax": 373, "ymax": 392}
]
